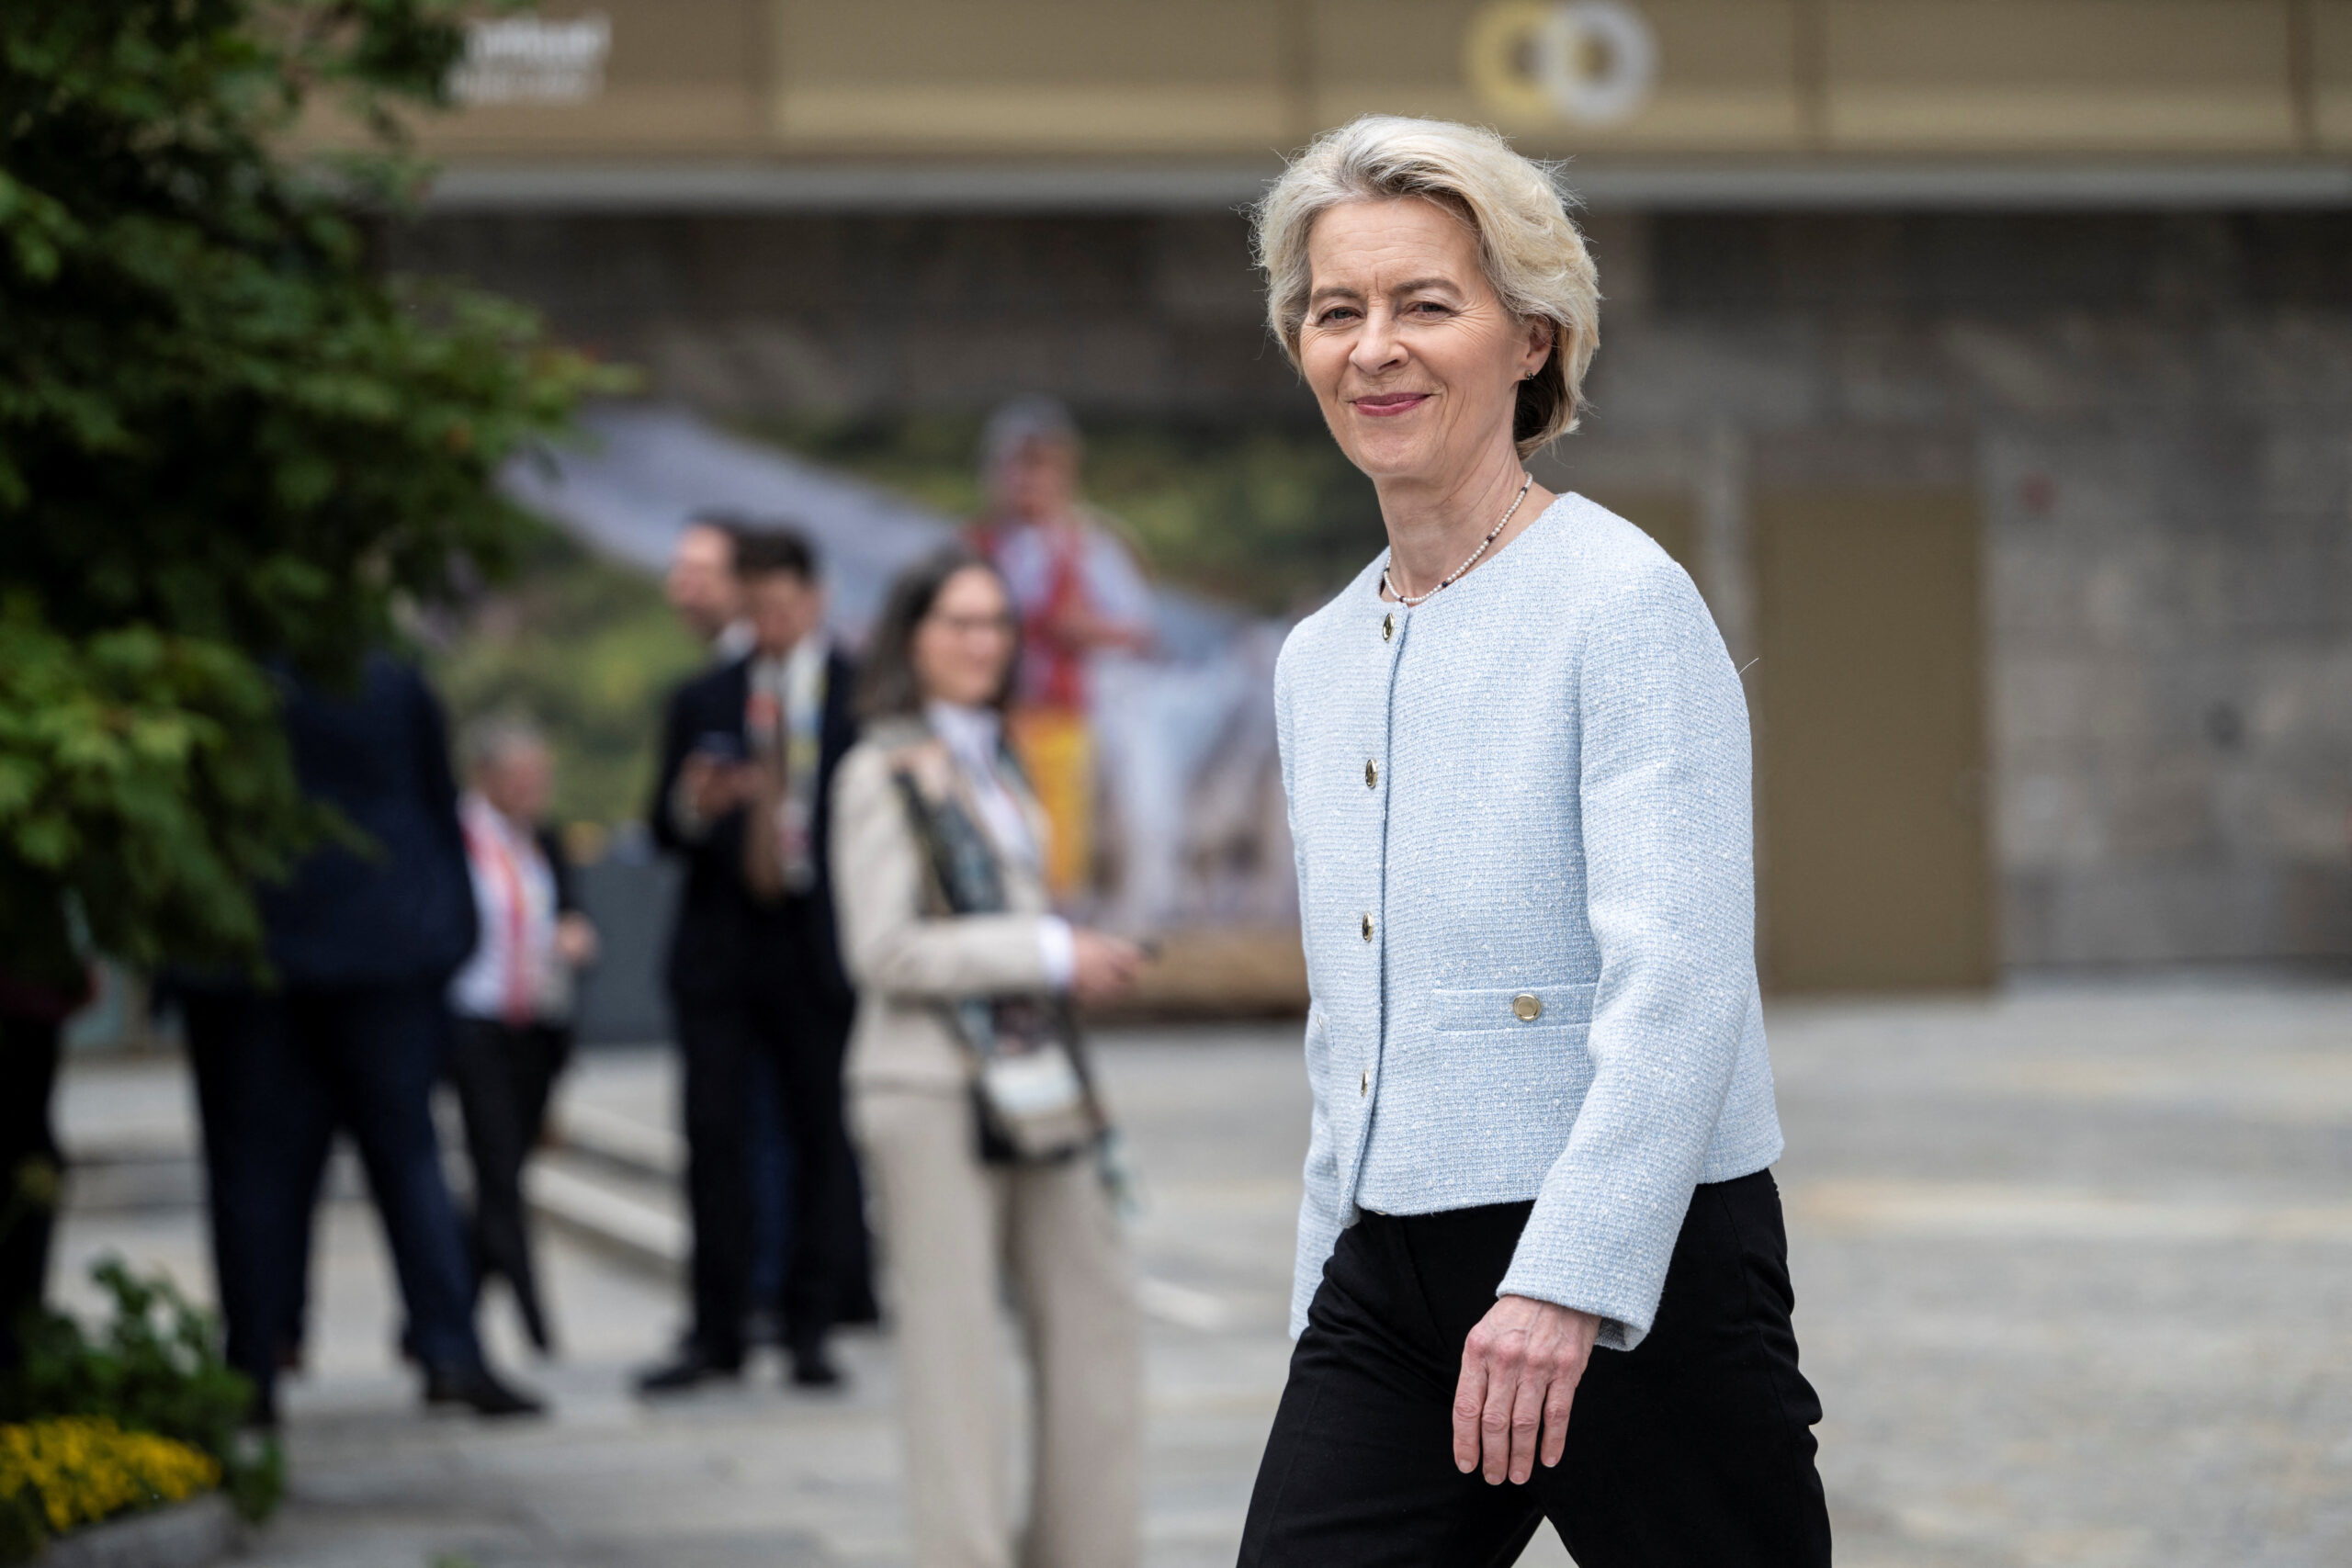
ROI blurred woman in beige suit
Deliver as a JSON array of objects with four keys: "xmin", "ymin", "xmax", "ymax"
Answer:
[{"xmin": 830, "ymin": 546, "xmax": 1145, "ymax": 1568}]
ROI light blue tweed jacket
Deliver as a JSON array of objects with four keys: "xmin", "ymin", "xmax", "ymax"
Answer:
[{"xmin": 1276, "ymin": 492, "xmax": 1783, "ymax": 1352}]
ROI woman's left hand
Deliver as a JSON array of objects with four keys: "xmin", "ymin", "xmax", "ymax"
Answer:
[{"xmin": 1453, "ymin": 1293, "xmax": 1601, "ymax": 1485}]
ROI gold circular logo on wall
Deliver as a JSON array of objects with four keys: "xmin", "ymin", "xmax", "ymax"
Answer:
[{"xmin": 1464, "ymin": 0, "xmax": 1659, "ymax": 127}]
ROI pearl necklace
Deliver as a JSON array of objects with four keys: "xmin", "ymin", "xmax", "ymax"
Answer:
[{"xmin": 1379, "ymin": 473, "xmax": 1534, "ymax": 608}]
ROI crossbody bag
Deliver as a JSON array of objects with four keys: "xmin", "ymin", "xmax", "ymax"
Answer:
[{"xmin": 888, "ymin": 750, "xmax": 1107, "ymax": 1164}]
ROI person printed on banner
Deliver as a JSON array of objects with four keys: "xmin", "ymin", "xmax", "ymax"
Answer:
[
  {"xmin": 446, "ymin": 718, "xmax": 597, "ymax": 1355},
  {"xmin": 967, "ymin": 397, "xmax": 1154, "ymax": 904}
]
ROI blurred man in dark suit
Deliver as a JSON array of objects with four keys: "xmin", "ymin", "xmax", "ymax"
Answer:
[
  {"xmin": 637, "ymin": 527, "xmax": 863, "ymax": 1393},
  {"xmin": 179, "ymin": 654, "xmax": 541, "ymax": 1423}
]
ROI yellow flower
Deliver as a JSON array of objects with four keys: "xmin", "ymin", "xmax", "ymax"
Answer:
[{"xmin": 0, "ymin": 1417, "xmax": 220, "ymax": 1536}]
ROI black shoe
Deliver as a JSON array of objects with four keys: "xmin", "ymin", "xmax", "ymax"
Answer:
[
  {"xmin": 241, "ymin": 1381, "xmax": 280, "ymax": 1432},
  {"xmin": 742, "ymin": 1305, "xmax": 785, "ymax": 1349},
  {"xmin": 423, "ymin": 1363, "xmax": 547, "ymax": 1418},
  {"xmin": 633, "ymin": 1348, "xmax": 743, "ymax": 1397},
  {"xmin": 788, "ymin": 1346, "xmax": 843, "ymax": 1391}
]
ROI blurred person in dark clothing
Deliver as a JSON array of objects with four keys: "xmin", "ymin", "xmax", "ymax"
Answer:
[
  {"xmin": 0, "ymin": 968, "xmax": 90, "ymax": 1374},
  {"xmin": 637, "ymin": 527, "xmax": 864, "ymax": 1393},
  {"xmin": 447, "ymin": 718, "xmax": 597, "ymax": 1355},
  {"xmin": 178, "ymin": 654, "xmax": 542, "ymax": 1423},
  {"xmin": 664, "ymin": 513, "xmax": 870, "ymax": 1335}
]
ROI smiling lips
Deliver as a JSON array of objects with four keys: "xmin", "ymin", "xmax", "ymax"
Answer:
[{"xmin": 1351, "ymin": 391, "xmax": 1432, "ymax": 416}]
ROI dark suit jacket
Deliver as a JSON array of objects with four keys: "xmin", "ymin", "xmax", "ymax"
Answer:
[
  {"xmin": 256, "ymin": 655, "xmax": 479, "ymax": 990},
  {"xmin": 536, "ymin": 825, "xmax": 582, "ymax": 918},
  {"xmin": 650, "ymin": 649, "xmax": 858, "ymax": 1005}
]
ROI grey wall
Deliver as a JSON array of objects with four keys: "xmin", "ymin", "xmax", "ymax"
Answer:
[
  {"xmin": 393, "ymin": 208, "xmax": 2352, "ymax": 971},
  {"xmin": 1577, "ymin": 214, "xmax": 2352, "ymax": 969},
  {"xmin": 390, "ymin": 212, "xmax": 1304, "ymax": 418}
]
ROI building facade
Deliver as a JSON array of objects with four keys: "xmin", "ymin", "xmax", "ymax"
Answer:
[{"xmin": 375, "ymin": 2, "xmax": 2352, "ymax": 982}]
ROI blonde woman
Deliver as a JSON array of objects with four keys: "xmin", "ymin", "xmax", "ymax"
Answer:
[
  {"xmin": 831, "ymin": 547, "xmax": 1144, "ymax": 1568},
  {"xmin": 1238, "ymin": 117, "xmax": 1831, "ymax": 1564}
]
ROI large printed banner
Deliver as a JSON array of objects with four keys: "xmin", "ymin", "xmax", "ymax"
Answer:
[{"xmin": 501, "ymin": 403, "xmax": 1297, "ymax": 937}]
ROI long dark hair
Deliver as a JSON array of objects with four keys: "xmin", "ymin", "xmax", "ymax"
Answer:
[{"xmin": 856, "ymin": 546, "xmax": 1020, "ymax": 721}]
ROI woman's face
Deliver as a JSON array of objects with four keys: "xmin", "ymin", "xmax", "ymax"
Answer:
[
  {"xmin": 911, "ymin": 566, "xmax": 1018, "ymax": 709},
  {"xmin": 1298, "ymin": 197, "xmax": 1552, "ymax": 488}
]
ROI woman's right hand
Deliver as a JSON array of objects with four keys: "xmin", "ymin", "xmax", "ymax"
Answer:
[{"xmin": 1070, "ymin": 930, "xmax": 1146, "ymax": 1004}]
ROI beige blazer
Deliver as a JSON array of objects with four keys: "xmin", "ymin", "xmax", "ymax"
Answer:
[{"xmin": 829, "ymin": 716, "xmax": 1059, "ymax": 1094}]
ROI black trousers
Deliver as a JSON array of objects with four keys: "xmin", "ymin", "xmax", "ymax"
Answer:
[
  {"xmin": 446, "ymin": 1018, "xmax": 571, "ymax": 1351},
  {"xmin": 0, "ymin": 1011, "xmax": 65, "ymax": 1372},
  {"xmin": 1239, "ymin": 1171, "xmax": 1830, "ymax": 1568},
  {"xmin": 675, "ymin": 900, "xmax": 862, "ymax": 1365},
  {"xmin": 184, "ymin": 984, "xmax": 482, "ymax": 1397}
]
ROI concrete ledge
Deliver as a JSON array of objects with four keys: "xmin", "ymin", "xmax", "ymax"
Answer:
[
  {"xmin": 418, "ymin": 158, "xmax": 2352, "ymax": 213},
  {"xmin": 40, "ymin": 1495, "xmax": 234, "ymax": 1568},
  {"xmin": 526, "ymin": 1159, "xmax": 685, "ymax": 1277}
]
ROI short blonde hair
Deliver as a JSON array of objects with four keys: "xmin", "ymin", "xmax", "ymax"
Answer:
[{"xmin": 1251, "ymin": 115, "xmax": 1600, "ymax": 457}]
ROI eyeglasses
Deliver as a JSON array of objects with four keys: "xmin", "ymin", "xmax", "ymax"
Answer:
[{"xmin": 925, "ymin": 612, "xmax": 1016, "ymax": 637}]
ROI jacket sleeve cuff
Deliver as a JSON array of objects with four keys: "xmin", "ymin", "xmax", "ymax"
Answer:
[
  {"xmin": 1496, "ymin": 1196, "xmax": 1690, "ymax": 1354},
  {"xmin": 1493, "ymin": 1258, "xmax": 1645, "ymax": 1352}
]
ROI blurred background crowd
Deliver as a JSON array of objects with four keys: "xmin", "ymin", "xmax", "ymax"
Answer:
[{"xmin": 4, "ymin": 1, "xmax": 2351, "ymax": 1563}]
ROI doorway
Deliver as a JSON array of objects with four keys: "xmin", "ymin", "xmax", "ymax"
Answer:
[{"xmin": 1752, "ymin": 489, "xmax": 1992, "ymax": 990}]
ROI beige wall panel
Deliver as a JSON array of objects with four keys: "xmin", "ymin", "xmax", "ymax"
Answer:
[
  {"xmin": 1825, "ymin": 0, "xmax": 2297, "ymax": 152},
  {"xmin": 299, "ymin": 0, "xmax": 772, "ymax": 156},
  {"xmin": 414, "ymin": 90, "xmax": 771, "ymax": 155},
  {"xmin": 1310, "ymin": 0, "xmax": 1804, "ymax": 152},
  {"xmin": 773, "ymin": 0, "xmax": 1288, "ymax": 151},
  {"xmin": 777, "ymin": 0, "xmax": 1283, "ymax": 85},
  {"xmin": 775, "ymin": 85, "xmax": 1292, "ymax": 152},
  {"xmin": 1312, "ymin": 85, "xmax": 1804, "ymax": 150},
  {"xmin": 591, "ymin": 0, "xmax": 766, "ymax": 91},
  {"xmin": 2316, "ymin": 2, "xmax": 2352, "ymax": 148}
]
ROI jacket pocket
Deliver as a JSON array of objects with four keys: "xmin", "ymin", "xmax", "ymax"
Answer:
[{"xmin": 1427, "ymin": 979, "xmax": 1598, "ymax": 1034}]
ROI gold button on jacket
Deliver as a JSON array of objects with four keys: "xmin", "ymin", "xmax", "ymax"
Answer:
[
  {"xmin": 1360, "ymin": 912, "xmax": 1374, "ymax": 942},
  {"xmin": 1363, "ymin": 760, "xmax": 1378, "ymax": 788},
  {"xmin": 1511, "ymin": 992, "xmax": 1544, "ymax": 1022},
  {"xmin": 1381, "ymin": 612, "xmax": 1395, "ymax": 641}
]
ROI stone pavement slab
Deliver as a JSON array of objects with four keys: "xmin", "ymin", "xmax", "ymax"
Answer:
[{"xmin": 47, "ymin": 981, "xmax": 2352, "ymax": 1566}]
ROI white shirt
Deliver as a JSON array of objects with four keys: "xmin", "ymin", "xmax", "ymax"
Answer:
[
  {"xmin": 450, "ymin": 794, "xmax": 570, "ymax": 1024},
  {"xmin": 750, "ymin": 634, "xmax": 830, "ymax": 893},
  {"xmin": 925, "ymin": 700, "xmax": 1075, "ymax": 989}
]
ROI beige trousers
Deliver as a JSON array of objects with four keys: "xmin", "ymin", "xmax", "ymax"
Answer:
[{"xmin": 852, "ymin": 1087, "xmax": 1140, "ymax": 1568}]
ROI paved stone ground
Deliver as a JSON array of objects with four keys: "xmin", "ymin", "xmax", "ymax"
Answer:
[{"xmin": 48, "ymin": 979, "xmax": 2352, "ymax": 1567}]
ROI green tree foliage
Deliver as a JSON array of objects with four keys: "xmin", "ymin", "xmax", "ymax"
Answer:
[
  {"xmin": 4, "ymin": 1258, "xmax": 282, "ymax": 1525},
  {"xmin": 0, "ymin": 0, "xmax": 616, "ymax": 977}
]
